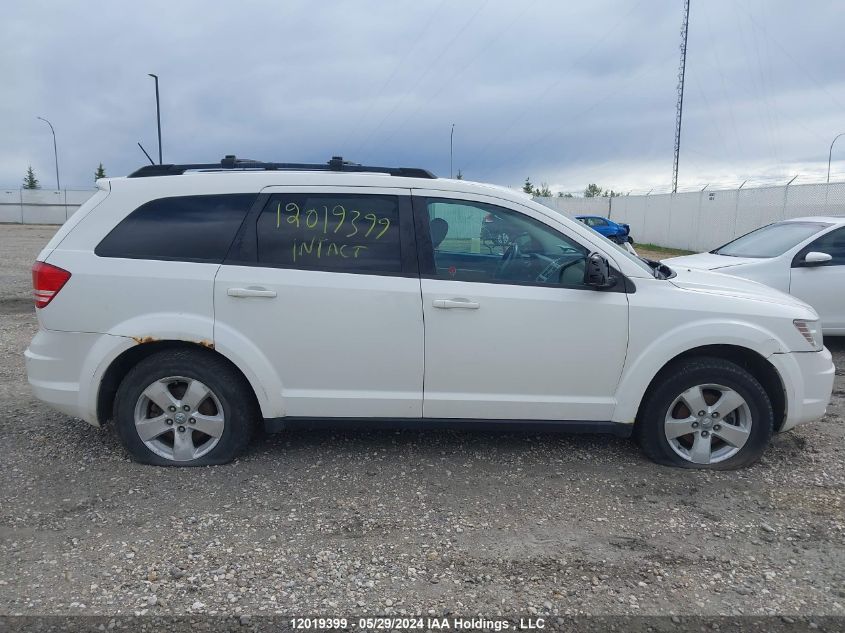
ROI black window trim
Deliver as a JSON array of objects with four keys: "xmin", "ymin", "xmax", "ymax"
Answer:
[
  {"xmin": 411, "ymin": 195, "xmax": 634, "ymax": 293},
  {"xmin": 95, "ymin": 192, "xmax": 259, "ymax": 264},
  {"xmin": 791, "ymin": 225, "xmax": 845, "ymax": 268},
  {"xmin": 223, "ymin": 191, "xmax": 419, "ymax": 278}
]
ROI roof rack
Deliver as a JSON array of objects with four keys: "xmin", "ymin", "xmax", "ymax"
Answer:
[{"xmin": 127, "ymin": 155, "xmax": 436, "ymax": 179}]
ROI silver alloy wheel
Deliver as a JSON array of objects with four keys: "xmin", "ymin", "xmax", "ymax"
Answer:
[
  {"xmin": 133, "ymin": 376, "xmax": 225, "ymax": 462},
  {"xmin": 664, "ymin": 383, "xmax": 752, "ymax": 465}
]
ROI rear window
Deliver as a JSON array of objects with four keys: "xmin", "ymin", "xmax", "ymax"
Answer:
[
  {"xmin": 96, "ymin": 194, "xmax": 255, "ymax": 262},
  {"xmin": 256, "ymin": 193, "xmax": 402, "ymax": 273}
]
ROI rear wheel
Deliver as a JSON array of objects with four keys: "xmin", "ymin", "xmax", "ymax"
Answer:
[
  {"xmin": 114, "ymin": 349, "xmax": 255, "ymax": 466},
  {"xmin": 635, "ymin": 357, "xmax": 773, "ymax": 469}
]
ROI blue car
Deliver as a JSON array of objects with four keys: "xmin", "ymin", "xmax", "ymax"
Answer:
[{"xmin": 576, "ymin": 215, "xmax": 633, "ymax": 244}]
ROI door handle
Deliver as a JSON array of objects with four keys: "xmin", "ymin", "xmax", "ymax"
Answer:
[
  {"xmin": 432, "ymin": 298, "xmax": 480, "ymax": 309},
  {"xmin": 227, "ymin": 287, "xmax": 277, "ymax": 298}
]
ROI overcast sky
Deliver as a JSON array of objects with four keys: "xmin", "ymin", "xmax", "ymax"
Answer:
[{"xmin": 2, "ymin": 0, "xmax": 844, "ymax": 194}]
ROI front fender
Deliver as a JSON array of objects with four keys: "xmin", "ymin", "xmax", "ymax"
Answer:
[{"xmin": 611, "ymin": 319, "xmax": 787, "ymax": 424}]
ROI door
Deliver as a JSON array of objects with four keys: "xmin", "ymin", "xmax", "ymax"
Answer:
[
  {"xmin": 413, "ymin": 192, "xmax": 629, "ymax": 421},
  {"xmin": 214, "ymin": 187, "xmax": 424, "ymax": 418},
  {"xmin": 790, "ymin": 226, "xmax": 845, "ymax": 332}
]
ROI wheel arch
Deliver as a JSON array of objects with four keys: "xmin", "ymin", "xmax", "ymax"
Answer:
[
  {"xmin": 96, "ymin": 340, "xmax": 262, "ymax": 426},
  {"xmin": 633, "ymin": 344, "xmax": 787, "ymax": 432}
]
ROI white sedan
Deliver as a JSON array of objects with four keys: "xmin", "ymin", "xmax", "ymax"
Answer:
[{"xmin": 664, "ymin": 216, "xmax": 845, "ymax": 335}]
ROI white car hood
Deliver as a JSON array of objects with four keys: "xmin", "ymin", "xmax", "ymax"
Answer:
[
  {"xmin": 667, "ymin": 266, "xmax": 814, "ymax": 312},
  {"xmin": 663, "ymin": 252, "xmax": 761, "ymax": 270}
]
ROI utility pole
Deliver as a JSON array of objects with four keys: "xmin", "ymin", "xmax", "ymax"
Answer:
[
  {"xmin": 148, "ymin": 74, "xmax": 162, "ymax": 164},
  {"xmin": 672, "ymin": 0, "xmax": 690, "ymax": 194},
  {"xmin": 450, "ymin": 123, "xmax": 455, "ymax": 179},
  {"xmin": 36, "ymin": 117, "xmax": 60, "ymax": 190},
  {"xmin": 827, "ymin": 132, "xmax": 845, "ymax": 184}
]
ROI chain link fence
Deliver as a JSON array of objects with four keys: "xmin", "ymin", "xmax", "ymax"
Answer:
[{"xmin": 537, "ymin": 181, "xmax": 845, "ymax": 252}]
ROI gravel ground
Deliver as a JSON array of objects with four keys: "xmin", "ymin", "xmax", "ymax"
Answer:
[{"xmin": 0, "ymin": 224, "xmax": 843, "ymax": 620}]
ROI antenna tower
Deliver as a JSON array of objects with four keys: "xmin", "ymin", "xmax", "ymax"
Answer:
[{"xmin": 672, "ymin": 0, "xmax": 690, "ymax": 193}]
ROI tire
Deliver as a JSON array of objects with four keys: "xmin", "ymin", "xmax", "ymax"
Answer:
[
  {"xmin": 635, "ymin": 357, "xmax": 774, "ymax": 470},
  {"xmin": 113, "ymin": 348, "xmax": 256, "ymax": 466},
  {"xmin": 627, "ymin": 236, "xmax": 635, "ymax": 245}
]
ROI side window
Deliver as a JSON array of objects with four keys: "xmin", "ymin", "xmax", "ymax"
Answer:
[
  {"xmin": 801, "ymin": 227, "xmax": 845, "ymax": 265},
  {"xmin": 420, "ymin": 197, "xmax": 589, "ymax": 287},
  {"xmin": 96, "ymin": 194, "xmax": 256, "ymax": 263},
  {"xmin": 256, "ymin": 193, "xmax": 402, "ymax": 273},
  {"xmin": 592, "ymin": 217, "xmax": 609, "ymax": 226}
]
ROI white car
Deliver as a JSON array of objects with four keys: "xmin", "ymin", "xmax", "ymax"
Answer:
[
  {"xmin": 25, "ymin": 156, "xmax": 834, "ymax": 469},
  {"xmin": 664, "ymin": 217, "xmax": 845, "ymax": 335}
]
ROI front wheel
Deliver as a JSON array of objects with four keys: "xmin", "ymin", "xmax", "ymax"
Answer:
[
  {"xmin": 635, "ymin": 357, "xmax": 774, "ymax": 469},
  {"xmin": 113, "ymin": 349, "xmax": 256, "ymax": 466}
]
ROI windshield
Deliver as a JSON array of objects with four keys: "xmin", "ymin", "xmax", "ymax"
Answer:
[{"xmin": 712, "ymin": 221, "xmax": 830, "ymax": 258}]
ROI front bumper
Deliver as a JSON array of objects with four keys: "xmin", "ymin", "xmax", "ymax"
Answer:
[{"xmin": 769, "ymin": 347, "xmax": 835, "ymax": 432}]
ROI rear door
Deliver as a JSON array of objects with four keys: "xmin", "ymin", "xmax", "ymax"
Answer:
[
  {"xmin": 413, "ymin": 191, "xmax": 629, "ymax": 421},
  {"xmin": 214, "ymin": 187, "xmax": 424, "ymax": 418},
  {"xmin": 790, "ymin": 226, "xmax": 845, "ymax": 332}
]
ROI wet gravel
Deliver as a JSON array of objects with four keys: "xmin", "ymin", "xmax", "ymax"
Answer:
[{"xmin": 0, "ymin": 225, "xmax": 843, "ymax": 618}]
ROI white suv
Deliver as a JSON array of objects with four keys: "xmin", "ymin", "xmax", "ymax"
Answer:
[{"xmin": 25, "ymin": 156, "xmax": 835, "ymax": 469}]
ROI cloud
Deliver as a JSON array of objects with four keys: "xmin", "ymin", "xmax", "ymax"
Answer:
[{"xmin": 2, "ymin": 0, "xmax": 844, "ymax": 192}]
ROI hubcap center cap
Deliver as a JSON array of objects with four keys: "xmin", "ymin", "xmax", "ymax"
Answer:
[{"xmin": 174, "ymin": 412, "xmax": 187, "ymax": 424}]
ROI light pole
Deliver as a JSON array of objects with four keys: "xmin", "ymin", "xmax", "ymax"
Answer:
[
  {"xmin": 450, "ymin": 123, "xmax": 455, "ymax": 179},
  {"xmin": 148, "ymin": 73, "xmax": 162, "ymax": 165},
  {"xmin": 36, "ymin": 116, "xmax": 60, "ymax": 190},
  {"xmin": 826, "ymin": 132, "xmax": 845, "ymax": 184}
]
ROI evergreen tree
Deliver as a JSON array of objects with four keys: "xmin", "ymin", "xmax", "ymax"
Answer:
[
  {"xmin": 535, "ymin": 182, "xmax": 552, "ymax": 197},
  {"xmin": 23, "ymin": 166, "xmax": 39, "ymax": 190},
  {"xmin": 584, "ymin": 183, "xmax": 603, "ymax": 198},
  {"xmin": 523, "ymin": 177, "xmax": 534, "ymax": 194},
  {"xmin": 94, "ymin": 163, "xmax": 107, "ymax": 181}
]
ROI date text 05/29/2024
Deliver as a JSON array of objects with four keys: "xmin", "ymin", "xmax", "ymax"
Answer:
[{"xmin": 289, "ymin": 617, "xmax": 546, "ymax": 631}]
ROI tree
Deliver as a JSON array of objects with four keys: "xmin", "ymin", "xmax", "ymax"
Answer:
[
  {"xmin": 523, "ymin": 177, "xmax": 534, "ymax": 194},
  {"xmin": 94, "ymin": 163, "xmax": 107, "ymax": 181},
  {"xmin": 557, "ymin": 192, "xmax": 574, "ymax": 198},
  {"xmin": 584, "ymin": 183, "xmax": 620, "ymax": 198},
  {"xmin": 583, "ymin": 183, "xmax": 603, "ymax": 198},
  {"xmin": 23, "ymin": 166, "xmax": 39, "ymax": 190},
  {"xmin": 535, "ymin": 182, "xmax": 552, "ymax": 197},
  {"xmin": 455, "ymin": 169, "xmax": 463, "ymax": 180}
]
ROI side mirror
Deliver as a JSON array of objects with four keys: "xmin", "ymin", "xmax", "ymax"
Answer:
[
  {"xmin": 584, "ymin": 252, "xmax": 618, "ymax": 289},
  {"xmin": 802, "ymin": 251, "xmax": 832, "ymax": 266}
]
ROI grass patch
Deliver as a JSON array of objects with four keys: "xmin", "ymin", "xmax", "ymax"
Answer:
[{"xmin": 635, "ymin": 243, "xmax": 694, "ymax": 257}]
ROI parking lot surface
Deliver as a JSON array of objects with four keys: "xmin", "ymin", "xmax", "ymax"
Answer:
[{"xmin": 0, "ymin": 224, "xmax": 843, "ymax": 618}]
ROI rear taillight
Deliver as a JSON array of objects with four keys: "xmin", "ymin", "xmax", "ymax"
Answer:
[{"xmin": 32, "ymin": 261, "xmax": 71, "ymax": 309}]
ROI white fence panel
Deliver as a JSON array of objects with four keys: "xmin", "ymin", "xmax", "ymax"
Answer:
[
  {"xmin": 0, "ymin": 189, "xmax": 21, "ymax": 223},
  {"xmin": 668, "ymin": 192, "xmax": 700, "ymax": 251},
  {"xmin": 611, "ymin": 196, "xmax": 648, "ymax": 243},
  {"xmin": 734, "ymin": 187, "xmax": 783, "ymax": 239},
  {"xmin": 534, "ymin": 196, "xmax": 610, "ymax": 217},
  {"xmin": 642, "ymin": 195, "xmax": 672, "ymax": 247},
  {"xmin": 20, "ymin": 190, "xmax": 67, "ymax": 224},
  {"xmin": 695, "ymin": 190, "xmax": 739, "ymax": 251}
]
